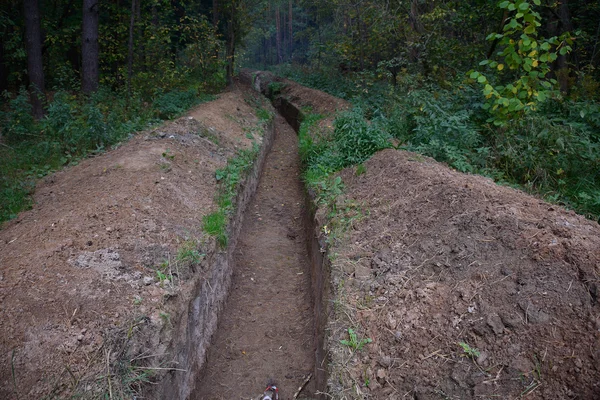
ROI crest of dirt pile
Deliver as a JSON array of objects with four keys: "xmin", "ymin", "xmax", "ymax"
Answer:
[
  {"xmin": 328, "ymin": 149, "xmax": 600, "ymax": 399},
  {"xmin": 240, "ymin": 69, "xmax": 350, "ymax": 129},
  {"xmin": 0, "ymin": 87, "xmax": 267, "ymax": 399}
]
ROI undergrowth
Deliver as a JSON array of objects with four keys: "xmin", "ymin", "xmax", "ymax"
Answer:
[
  {"xmin": 0, "ymin": 86, "xmax": 215, "ymax": 224},
  {"xmin": 276, "ymin": 65, "xmax": 600, "ymax": 221}
]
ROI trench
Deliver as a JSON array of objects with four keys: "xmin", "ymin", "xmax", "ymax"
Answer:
[{"xmin": 190, "ymin": 100, "xmax": 329, "ymax": 399}]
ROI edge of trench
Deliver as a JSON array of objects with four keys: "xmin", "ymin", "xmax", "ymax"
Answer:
[{"xmin": 148, "ymin": 85, "xmax": 278, "ymax": 399}]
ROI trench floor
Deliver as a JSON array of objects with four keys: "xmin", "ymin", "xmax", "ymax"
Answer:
[{"xmin": 192, "ymin": 115, "xmax": 315, "ymax": 399}]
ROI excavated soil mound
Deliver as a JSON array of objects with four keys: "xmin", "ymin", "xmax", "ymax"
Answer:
[
  {"xmin": 328, "ymin": 149, "xmax": 600, "ymax": 399},
  {"xmin": 0, "ymin": 86, "xmax": 269, "ymax": 399}
]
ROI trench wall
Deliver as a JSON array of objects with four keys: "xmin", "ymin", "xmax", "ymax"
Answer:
[
  {"xmin": 149, "ymin": 112, "xmax": 276, "ymax": 399},
  {"xmin": 241, "ymin": 69, "xmax": 331, "ymax": 396}
]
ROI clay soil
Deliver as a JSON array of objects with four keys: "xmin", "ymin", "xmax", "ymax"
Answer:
[
  {"xmin": 327, "ymin": 149, "xmax": 600, "ymax": 399},
  {"xmin": 0, "ymin": 85, "xmax": 265, "ymax": 399},
  {"xmin": 192, "ymin": 115, "xmax": 314, "ymax": 399}
]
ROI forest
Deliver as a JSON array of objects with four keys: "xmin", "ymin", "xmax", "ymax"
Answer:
[{"xmin": 1, "ymin": 0, "xmax": 599, "ymax": 223}]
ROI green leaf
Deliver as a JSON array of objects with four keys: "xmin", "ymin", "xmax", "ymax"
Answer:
[
  {"xmin": 479, "ymin": 60, "xmax": 490, "ymax": 66},
  {"xmin": 477, "ymin": 75, "xmax": 486, "ymax": 83},
  {"xmin": 470, "ymin": 71, "xmax": 480, "ymax": 79},
  {"xmin": 533, "ymin": 0, "xmax": 541, "ymax": 4},
  {"xmin": 499, "ymin": 1, "xmax": 510, "ymax": 8},
  {"xmin": 519, "ymin": 2, "xmax": 529, "ymax": 10},
  {"xmin": 524, "ymin": 25, "xmax": 535, "ymax": 34}
]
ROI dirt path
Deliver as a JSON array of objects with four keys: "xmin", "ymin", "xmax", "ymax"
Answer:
[{"xmin": 192, "ymin": 115, "xmax": 314, "ymax": 400}]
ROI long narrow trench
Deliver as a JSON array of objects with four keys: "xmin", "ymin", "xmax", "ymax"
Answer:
[{"xmin": 192, "ymin": 114, "xmax": 315, "ymax": 399}]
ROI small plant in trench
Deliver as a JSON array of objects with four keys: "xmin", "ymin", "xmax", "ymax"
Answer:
[
  {"xmin": 459, "ymin": 341, "xmax": 481, "ymax": 359},
  {"xmin": 155, "ymin": 269, "xmax": 169, "ymax": 283},
  {"xmin": 340, "ymin": 328, "xmax": 372, "ymax": 351},
  {"xmin": 176, "ymin": 240, "xmax": 204, "ymax": 266},
  {"xmin": 256, "ymin": 107, "xmax": 273, "ymax": 123},
  {"xmin": 202, "ymin": 211, "xmax": 228, "ymax": 248},
  {"xmin": 203, "ymin": 140, "xmax": 260, "ymax": 249}
]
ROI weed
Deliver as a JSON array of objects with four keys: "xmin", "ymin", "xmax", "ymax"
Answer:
[
  {"xmin": 159, "ymin": 312, "xmax": 170, "ymax": 324},
  {"xmin": 340, "ymin": 328, "xmax": 372, "ymax": 351},
  {"xmin": 133, "ymin": 296, "xmax": 143, "ymax": 306},
  {"xmin": 176, "ymin": 240, "xmax": 204, "ymax": 267},
  {"xmin": 162, "ymin": 149, "xmax": 175, "ymax": 160},
  {"xmin": 155, "ymin": 269, "xmax": 169, "ymax": 283},
  {"xmin": 153, "ymin": 89, "xmax": 213, "ymax": 119},
  {"xmin": 267, "ymin": 81, "xmax": 287, "ymax": 98},
  {"xmin": 202, "ymin": 211, "xmax": 228, "ymax": 248},
  {"xmin": 256, "ymin": 107, "xmax": 273, "ymax": 123},
  {"xmin": 458, "ymin": 341, "xmax": 480, "ymax": 359},
  {"xmin": 355, "ymin": 163, "xmax": 366, "ymax": 176}
]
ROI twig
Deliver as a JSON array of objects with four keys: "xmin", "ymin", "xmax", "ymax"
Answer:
[
  {"xmin": 293, "ymin": 373, "xmax": 312, "ymax": 399},
  {"xmin": 11, "ymin": 349, "xmax": 20, "ymax": 400},
  {"xmin": 106, "ymin": 349, "xmax": 113, "ymax": 400},
  {"xmin": 132, "ymin": 366, "xmax": 187, "ymax": 372}
]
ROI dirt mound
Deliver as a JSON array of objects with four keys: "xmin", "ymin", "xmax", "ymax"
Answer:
[
  {"xmin": 327, "ymin": 149, "xmax": 600, "ymax": 399},
  {"xmin": 0, "ymin": 86, "xmax": 268, "ymax": 399}
]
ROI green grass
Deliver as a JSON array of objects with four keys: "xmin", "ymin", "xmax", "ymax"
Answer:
[{"xmin": 202, "ymin": 211, "xmax": 228, "ymax": 248}]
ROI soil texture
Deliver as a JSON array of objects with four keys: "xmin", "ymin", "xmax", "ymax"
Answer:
[
  {"xmin": 0, "ymin": 86, "xmax": 266, "ymax": 399},
  {"xmin": 192, "ymin": 115, "xmax": 314, "ymax": 399},
  {"xmin": 327, "ymin": 149, "xmax": 600, "ymax": 399}
]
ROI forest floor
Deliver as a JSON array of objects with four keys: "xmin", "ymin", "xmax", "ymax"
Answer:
[{"xmin": 1, "ymin": 75, "xmax": 599, "ymax": 400}]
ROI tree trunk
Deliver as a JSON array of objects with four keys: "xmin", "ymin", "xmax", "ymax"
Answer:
[
  {"xmin": 275, "ymin": 7, "xmax": 283, "ymax": 64},
  {"xmin": 213, "ymin": 0, "xmax": 219, "ymax": 28},
  {"xmin": 487, "ymin": 9, "xmax": 509, "ymax": 59},
  {"xmin": 127, "ymin": 0, "xmax": 136, "ymax": 98},
  {"xmin": 24, "ymin": 0, "xmax": 45, "ymax": 119},
  {"xmin": 288, "ymin": 0, "xmax": 293, "ymax": 61},
  {"xmin": 82, "ymin": 0, "xmax": 99, "ymax": 94},
  {"xmin": 226, "ymin": 3, "xmax": 236, "ymax": 85},
  {"xmin": 0, "ymin": 35, "xmax": 8, "ymax": 93},
  {"xmin": 556, "ymin": 0, "xmax": 573, "ymax": 94}
]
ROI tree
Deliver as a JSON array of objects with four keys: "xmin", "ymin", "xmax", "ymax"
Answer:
[
  {"xmin": 82, "ymin": 0, "xmax": 99, "ymax": 94},
  {"xmin": 23, "ymin": 0, "xmax": 45, "ymax": 119}
]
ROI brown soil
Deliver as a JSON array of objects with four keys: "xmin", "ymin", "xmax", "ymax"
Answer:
[
  {"xmin": 192, "ymin": 114, "xmax": 315, "ymax": 399},
  {"xmin": 327, "ymin": 149, "xmax": 600, "ymax": 399},
  {"xmin": 0, "ymin": 86, "xmax": 266, "ymax": 399}
]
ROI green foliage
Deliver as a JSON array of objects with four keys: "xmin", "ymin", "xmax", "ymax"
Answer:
[
  {"xmin": 340, "ymin": 328, "xmax": 372, "ymax": 351},
  {"xmin": 255, "ymin": 107, "xmax": 273, "ymax": 123},
  {"xmin": 267, "ymin": 81, "xmax": 286, "ymax": 98},
  {"xmin": 203, "ymin": 137, "xmax": 261, "ymax": 249},
  {"xmin": 153, "ymin": 89, "xmax": 214, "ymax": 120},
  {"xmin": 459, "ymin": 342, "xmax": 480, "ymax": 359},
  {"xmin": 176, "ymin": 240, "xmax": 204, "ymax": 267},
  {"xmin": 215, "ymin": 143, "xmax": 259, "ymax": 212},
  {"xmin": 0, "ymin": 83, "xmax": 221, "ymax": 223},
  {"xmin": 333, "ymin": 109, "xmax": 392, "ymax": 167},
  {"xmin": 283, "ymin": 63, "xmax": 600, "ymax": 221},
  {"xmin": 202, "ymin": 211, "xmax": 228, "ymax": 248},
  {"xmin": 471, "ymin": 0, "xmax": 575, "ymax": 124},
  {"xmin": 1, "ymin": 88, "xmax": 36, "ymax": 142}
]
